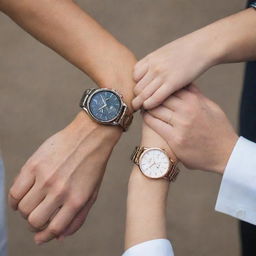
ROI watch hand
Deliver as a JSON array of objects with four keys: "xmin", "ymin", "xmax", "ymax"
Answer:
[
  {"xmin": 105, "ymin": 94, "xmax": 112, "ymax": 101},
  {"xmin": 148, "ymin": 162, "xmax": 155, "ymax": 169},
  {"xmin": 98, "ymin": 104, "xmax": 107, "ymax": 111},
  {"xmin": 100, "ymin": 95, "xmax": 106, "ymax": 105}
]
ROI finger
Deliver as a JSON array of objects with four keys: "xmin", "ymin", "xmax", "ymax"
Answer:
[
  {"xmin": 187, "ymin": 84, "xmax": 201, "ymax": 94},
  {"xmin": 28, "ymin": 207, "xmax": 60, "ymax": 233},
  {"xmin": 171, "ymin": 89, "xmax": 187, "ymax": 100},
  {"xmin": 9, "ymin": 168, "xmax": 35, "ymax": 210},
  {"xmin": 162, "ymin": 95, "xmax": 182, "ymax": 111},
  {"xmin": 28, "ymin": 195, "xmax": 63, "ymax": 230},
  {"xmin": 133, "ymin": 78, "xmax": 163, "ymax": 110},
  {"xmin": 148, "ymin": 106, "xmax": 174, "ymax": 126},
  {"xmin": 133, "ymin": 71, "xmax": 155, "ymax": 98},
  {"xmin": 173, "ymin": 85, "xmax": 199, "ymax": 100},
  {"xmin": 143, "ymin": 83, "xmax": 172, "ymax": 110},
  {"xmin": 34, "ymin": 202, "xmax": 82, "ymax": 245},
  {"xmin": 144, "ymin": 113, "xmax": 173, "ymax": 142},
  {"xmin": 57, "ymin": 205, "xmax": 90, "ymax": 240},
  {"xmin": 58, "ymin": 189, "xmax": 98, "ymax": 239},
  {"xmin": 133, "ymin": 61, "xmax": 149, "ymax": 82},
  {"xmin": 17, "ymin": 184, "xmax": 45, "ymax": 219}
]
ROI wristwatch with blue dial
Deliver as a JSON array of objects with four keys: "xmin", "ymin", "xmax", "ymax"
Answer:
[{"xmin": 80, "ymin": 88, "xmax": 133, "ymax": 131}]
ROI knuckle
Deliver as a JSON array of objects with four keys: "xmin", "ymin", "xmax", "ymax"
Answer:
[
  {"xmin": 139, "ymin": 93, "xmax": 148, "ymax": 101},
  {"xmin": 188, "ymin": 93, "xmax": 199, "ymax": 104},
  {"xmin": 152, "ymin": 65, "xmax": 162, "ymax": 75},
  {"xmin": 24, "ymin": 160, "xmax": 41, "ymax": 175},
  {"xmin": 135, "ymin": 59, "xmax": 143, "ymax": 69},
  {"xmin": 28, "ymin": 215, "xmax": 42, "ymax": 230},
  {"xmin": 134, "ymin": 63, "xmax": 140, "ymax": 72},
  {"xmin": 174, "ymin": 134, "xmax": 185, "ymax": 146},
  {"xmin": 52, "ymin": 186, "xmax": 68, "ymax": 202},
  {"xmin": 133, "ymin": 86, "xmax": 141, "ymax": 96},
  {"xmin": 42, "ymin": 178, "xmax": 54, "ymax": 188},
  {"xmin": 49, "ymin": 224, "xmax": 62, "ymax": 236},
  {"xmin": 18, "ymin": 205, "xmax": 30, "ymax": 218},
  {"xmin": 69, "ymin": 196, "xmax": 85, "ymax": 210},
  {"xmin": 181, "ymin": 119, "xmax": 191, "ymax": 128},
  {"xmin": 149, "ymin": 95, "xmax": 162, "ymax": 106},
  {"xmin": 182, "ymin": 103, "xmax": 194, "ymax": 115},
  {"xmin": 26, "ymin": 160, "xmax": 37, "ymax": 171},
  {"xmin": 40, "ymin": 174, "xmax": 57, "ymax": 189},
  {"xmin": 9, "ymin": 187, "xmax": 19, "ymax": 200}
]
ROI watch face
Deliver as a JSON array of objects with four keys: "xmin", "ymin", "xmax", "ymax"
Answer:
[
  {"xmin": 139, "ymin": 148, "xmax": 170, "ymax": 179},
  {"xmin": 88, "ymin": 90, "xmax": 122, "ymax": 122}
]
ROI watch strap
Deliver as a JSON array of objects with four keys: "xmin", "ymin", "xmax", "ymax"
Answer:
[
  {"xmin": 116, "ymin": 105, "xmax": 134, "ymax": 131},
  {"xmin": 79, "ymin": 88, "xmax": 95, "ymax": 109},
  {"xmin": 165, "ymin": 161, "xmax": 180, "ymax": 182},
  {"xmin": 131, "ymin": 146, "xmax": 146, "ymax": 164}
]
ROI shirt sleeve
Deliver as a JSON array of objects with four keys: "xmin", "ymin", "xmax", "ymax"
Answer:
[
  {"xmin": 215, "ymin": 136, "xmax": 256, "ymax": 225},
  {"xmin": 122, "ymin": 239, "xmax": 174, "ymax": 256}
]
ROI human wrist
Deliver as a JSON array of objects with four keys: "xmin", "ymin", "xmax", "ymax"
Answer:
[
  {"xmin": 213, "ymin": 133, "xmax": 239, "ymax": 175},
  {"xmin": 66, "ymin": 111, "xmax": 122, "ymax": 145},
  {"xmin": 188, "ymin": 24, "xmax": 228, "ymax": 69},
  {"xmin": 128, "ymin": 166, "xmax": 169, "ymax": 204},
  {"xmin": 81, "ymin": 46, "xmax": 136, "ymax": 113}
]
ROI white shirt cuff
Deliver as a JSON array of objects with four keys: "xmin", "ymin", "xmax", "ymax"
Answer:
[
  {"xmin": 215, "ymin": 136, "xmax": 256, "ymax": 225},
  {"xmin": 122, "ymin": 239, "xmax": 174, "ymax": 256}
]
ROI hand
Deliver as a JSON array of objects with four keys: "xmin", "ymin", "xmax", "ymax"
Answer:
[
  {"xmin": 144, "ymin": 85, "xmax": 238, "ymax": 174},
  {"xmin": 9, "ymin": 112, "xmax": 121, "ymax": 244},
  {"xmin": 132, "ymin": 30, "xmax": 218, "ymax": 110},
  {"xmin": 132, "ymin": 9, "xmax": 256, "ymax": 111}
]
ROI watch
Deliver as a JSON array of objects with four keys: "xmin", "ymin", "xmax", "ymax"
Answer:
[
  {"xmin": 80, "ymin": 88, "xmax": 133, "ymax": 131},
  {"xmin": 131, "ymin": 146, "xmax": 179, "ymax": 182}
]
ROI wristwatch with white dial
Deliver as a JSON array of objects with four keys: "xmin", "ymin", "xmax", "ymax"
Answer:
[
  {"xmin": 80, "ymin": 88, "xmax": 133, "ymax": 131},
  {"xmin": 131, "ymin": 146, "xmax": 179, "ymax": 182}
]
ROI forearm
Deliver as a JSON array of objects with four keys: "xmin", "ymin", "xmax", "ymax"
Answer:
[
  {"xmin": 125, "ymin": 166, "xmax": 169, "ymax": 250},
  {"xmin": 0, "ymin": 0, "xmax": 136, "ymax": 110},
  {"xmin": 125, "ymin": 123, "xmax": 176, "ymax": 250},
  {"xmin": 197, "ymin": 8, "xmax": 256, "ymax": 67}
]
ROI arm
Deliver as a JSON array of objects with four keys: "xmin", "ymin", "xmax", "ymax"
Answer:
[
  {"xmin": 123, "ymin": 122, "xmax": 175, "ymax": 255},
  {"xmin": 0, "ymin": 0, "xmax": 135, "ymax": 109},
  {"xmin": 132, "ymin": 7, "xmax": 256, "ymax": 110},
  {"xmin": 1, "ymin": 0, "xmax": 136, "ymax": 244},
  {"xmin": 145, "ymin": 85, "xmax": 256, "ymax": 225}
]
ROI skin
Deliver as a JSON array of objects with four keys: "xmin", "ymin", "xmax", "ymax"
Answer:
[
  {"xmin": 0, "ymin": 0, "xmax": 136, "ymax": 244},
  {"xmin": 124, "ymin": 85, "xmax": 238, "ymax": 251},
  {"xmin": 125, "ymin": 122, "xmax": 177, "ymax": 250},
  {"xmin": 144, "ymin": 85, "xmax": 238, "ymax": 174},
  {"xmin": 132, "ymin": 8, "xmax": 256, "ymax": 110}
]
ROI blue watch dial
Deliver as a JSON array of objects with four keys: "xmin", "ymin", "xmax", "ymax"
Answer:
[{"xmin": 89, "ymin": 90, "xmax": 122, "ymax": 122}]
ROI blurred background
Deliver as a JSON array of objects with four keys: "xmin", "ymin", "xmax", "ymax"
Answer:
[{"xmin": 0, "ymin": 0, "xmax": 247, "ymax": 255}]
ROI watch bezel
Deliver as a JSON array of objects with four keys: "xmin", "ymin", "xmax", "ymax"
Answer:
[
  {"xmin": 86, "ymin": 88, "xmax": 123, "ymax": 124},
  {"xmin": 138, "ymin": 147, "xmax": 171, "ymax": 180}
]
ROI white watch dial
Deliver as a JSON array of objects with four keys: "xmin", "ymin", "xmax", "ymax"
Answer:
[{"xmin": 139, "ymin": 148, "xmax": 170, "ymax": 179}]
